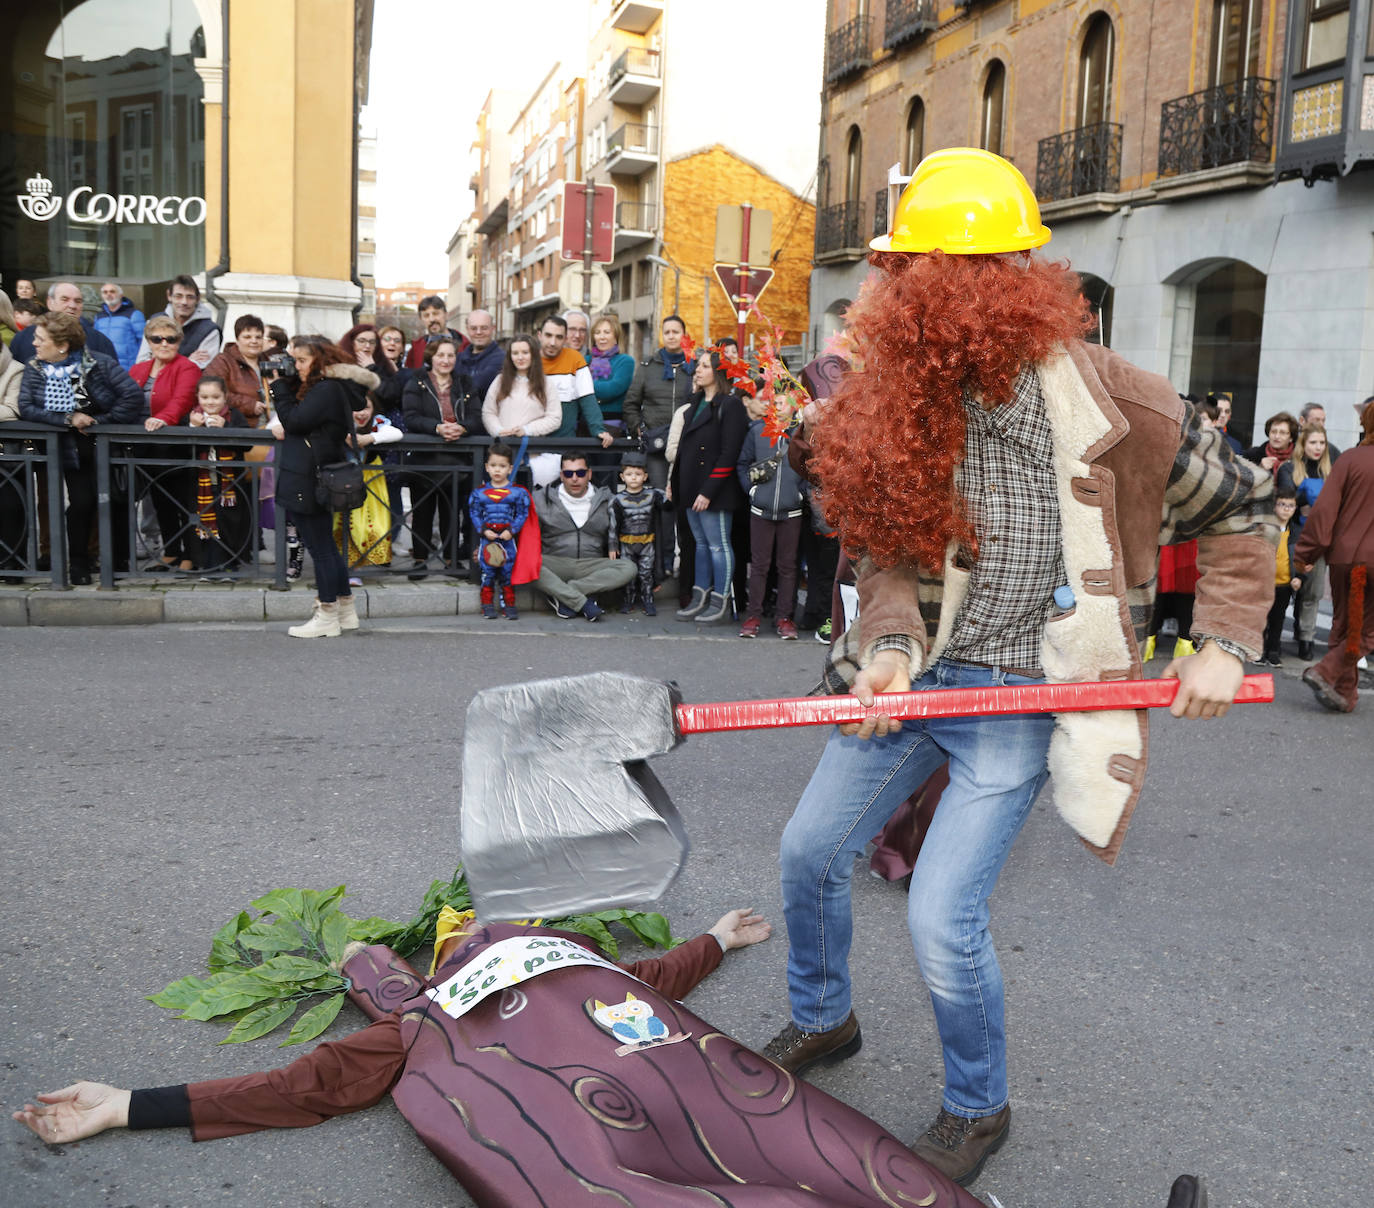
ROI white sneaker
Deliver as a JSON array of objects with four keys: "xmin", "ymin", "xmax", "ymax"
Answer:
[
  {"xmin": 337, "ymin": 596, "xmax": 360, "ymax": 631},
  {"xmin": 288, "ymin": 601, "xmax": 342, "ymax": 638}
]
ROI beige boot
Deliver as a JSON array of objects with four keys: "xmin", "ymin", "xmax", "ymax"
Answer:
[
  {"xmin": 288, "ymin": 600, "xmax": 341, "ymax": 638},
  {"xmin": 337, "ymin": 595, "xmax": 360, "ymax": 631}
]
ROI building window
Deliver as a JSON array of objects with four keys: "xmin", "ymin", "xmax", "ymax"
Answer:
[
  {"xmin": 1078, "ymin": 15, "xmax": 1115, "ymax": 126},
  {"xmin": 903, "ymin": 98, "xmax": 925, "ymax": 173},
  {"xmin": 981, "ymin": 61, "xmax": 1007, "ymax": 155},
  {"xmin": 1300, "ymin": 0, "xmax": 1349, "ymax": 68},
  {"xmin": 1210, "ymin": 0, "xmax": 1263, "ymax": 83},
  {"xmin": 844, "ymin": 125, "xmax": 863, "ymax": 203},
  {"xmin": 2, "ymin": 0, "xmax": 208, "ymax": 285}
]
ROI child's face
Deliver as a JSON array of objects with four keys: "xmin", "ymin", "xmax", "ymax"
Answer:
[
  {"xmin": 486, "ymin": 455, "xmax": 512, "ymax": 485},
  {"xmin": 198, "ymin": 388, "xmax": 227, "ymax": 414},
  {"xmin": 621, "ymin": 466, "xmax": 647, "ymax": 492},
  {"xmin": 1274, "ymin": 498, "xmax": 1297, "ymax": 523}
]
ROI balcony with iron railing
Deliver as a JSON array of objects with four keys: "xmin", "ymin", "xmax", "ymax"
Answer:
[
  {"xmin": 614, "ymin": 200, "xmax": 657, "ymax": 250},
  {"xmin": 815, "ymin": 198, "xmax": 867, "ymax": 261},
  {"xmin": 606, "ymin": 123, "xmax": 659, "ymax": 174},
  {"xmin": 884, "ymin": 0, "xmax": 936, "ymax": 49},
  {"xmin": 607, "ymin": 46, "xmax": 661, "ymax": 105},
  {"xmin": 1035, "ymin": 121, "xmax": 1123, "ymax": 203},
  {"xmin": 825, "ymin": 15, "xmax": 873, "ymax": 86},
  {"xmin": 1157, "ymin": 77, "xmax": 1276, "ymax": 191}
]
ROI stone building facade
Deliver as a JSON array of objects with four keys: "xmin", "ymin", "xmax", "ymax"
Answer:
[{"xmin": 811, "ymin": 0, "xmax": 1374, "ymax": 448}]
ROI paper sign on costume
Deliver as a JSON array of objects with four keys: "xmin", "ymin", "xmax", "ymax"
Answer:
[{"xmin": 427, "ymin": 935, "xmax": 628, "ymax": 1020}]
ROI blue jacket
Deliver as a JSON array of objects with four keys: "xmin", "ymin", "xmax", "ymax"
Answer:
[
  {"xmin": 736, "ymin": 419, "xmax": 806, "ymax": 520},
  {"xmin": 93, "ymin": 297, "xmax": 146, "ymax": 369},
  {"xmin": 8, "ymin": 317, "xmax": 118, "ymax": 366},
  {"xmin": 16, "ymin": 349, "xmax": 146, "ymax": 468},
  {"xmin": 456, "ymin": 341, "xmax": 504, "ymax": 406}
]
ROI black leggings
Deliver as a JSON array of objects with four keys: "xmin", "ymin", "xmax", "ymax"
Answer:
[{"xmin": 289, "ymin": 509, "xmax": 350, "ymax": 604}]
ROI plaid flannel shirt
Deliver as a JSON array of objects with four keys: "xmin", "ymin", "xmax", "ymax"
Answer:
[{"xmin": 833, "ymin": 390, "xmax": 1275, "ymax": 694}]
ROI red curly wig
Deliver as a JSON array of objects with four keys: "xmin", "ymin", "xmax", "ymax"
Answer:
[{"xmin": 811, "ymin": 250, "xmax": 1094, "ymax": 571}]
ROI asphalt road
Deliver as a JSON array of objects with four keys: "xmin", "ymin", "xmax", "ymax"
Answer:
[{"xmin": 2, "ymin": 615, "xmax": 1370, "ymax": 1208}]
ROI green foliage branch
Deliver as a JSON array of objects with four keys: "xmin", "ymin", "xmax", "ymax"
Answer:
[{"xmin": 149, "ymin": 867, "xmax": 677, "ymax": 1046}]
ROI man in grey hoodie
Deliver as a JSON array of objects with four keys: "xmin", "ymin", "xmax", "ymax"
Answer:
[
  {"xmin": 135, "ymin": 275, "xmax": 222, "ymax": 368},
  {"xmin": 533, "ymin": 450, "xmax": 636, "ymax": 620}
]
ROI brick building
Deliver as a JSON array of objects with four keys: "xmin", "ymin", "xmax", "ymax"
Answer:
[
  {"xmin": 661, "ymin": 145, "xmax": 815, "ymax": 348},
  {"xmin": 811, "ymin": 0, "xmax": 1374, "ymax": 448},
  {"xmin": 504, "ymin": 65, "xmax": 586, "ymax": 335}
]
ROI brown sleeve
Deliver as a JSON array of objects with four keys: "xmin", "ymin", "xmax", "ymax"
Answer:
[
  {"xmin": 187, "ymin": 1015, "xmax": 405, "ymax": 1141},
  {"xmin": 856, "ymin": 557, "xmax": 929, "ymax": 666},
  {"xmin": 617, "ymin": 933, "xmax": 723, "ymax": 1002}
]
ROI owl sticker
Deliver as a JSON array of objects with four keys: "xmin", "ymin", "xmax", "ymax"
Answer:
[{"xmin": 590, "ymin": 992, "xmax": 690, "ymax": 1056}]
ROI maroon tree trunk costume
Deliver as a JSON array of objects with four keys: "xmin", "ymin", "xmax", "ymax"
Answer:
[{"xmin": 184, "ymin": 924, "xmax": 986, "ymax": 1208}]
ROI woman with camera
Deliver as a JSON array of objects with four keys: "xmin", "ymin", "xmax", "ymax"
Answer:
[
  {"xmin": 266, "ymin": 337, "xmax": 378, "ymax": 637},
  {"xmin": 17, "ymin": 312, "xmax": 144, "ymax": 584}
]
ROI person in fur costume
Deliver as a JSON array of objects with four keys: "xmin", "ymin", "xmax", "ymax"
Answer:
[{"xmin": 765, "ymin": 148, "xmax": 1275, "ymax": 1188}]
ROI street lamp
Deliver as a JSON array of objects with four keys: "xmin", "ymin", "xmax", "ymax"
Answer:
[
  {"xmin": 647, "ymin": 252, "xmax": 712, "ymax": 339},
  {"xmin": 645, "ymin": 253, "xmax": 679, "ymax": 314}
]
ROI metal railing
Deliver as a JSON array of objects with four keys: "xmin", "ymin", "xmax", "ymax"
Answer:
[
  {"xmin": 1035, "ymin": 121, "xmax": 1123, "ymax": 201},
  {"xmin": 815, "ymin": 199, "xmax": 867, "ymax": 257},
  {"xmin": 884, "ymin": 0, "xmax": 936, "ymax": 49},
  {"xmin": 0, "ymin": 426, "xmax": 631, "ymax": 591},
  {"xmin": 607, "ymin": 122, "xmax": 659, "ymax": 158},
  {"xmin": 608, "ymin": 46, "xmax": 661, "ymax": 87},
  {"xmin": 1158, "ymin": 77, "xmax": 1276, "ymax": 177},
  {"xmin": 825, "ymin": 15, "xmax": 873, "ymax": 85},
  {"xmin": 616, "ymin": 200, "xmax": 658, "ymax": 231},
  {"xmin": 873, "ymin": 187, "xmax": 889, "ymax": 238}
]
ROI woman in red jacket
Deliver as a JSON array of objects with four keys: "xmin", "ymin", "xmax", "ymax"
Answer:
[{"xmin": 130, "ymin": 314, "xmax": 202, "ymax": 570}]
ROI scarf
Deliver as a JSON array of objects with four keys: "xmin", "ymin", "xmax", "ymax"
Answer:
[
  {"xmin": 659, "ymin": 347, "xmax": 685, "ymax": 382},
  {"xmin": 589, "ymin": 344, "xmax": 619, "ymax": 381},
  {"xmin": 41, "ymin": 357, "xmax": 82, "ymax": 413},
  {"xmin": 1263, "ymin": 442, "xmax": 1291, "ymax": 475}
]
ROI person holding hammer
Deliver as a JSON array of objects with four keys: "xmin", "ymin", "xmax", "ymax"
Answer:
[{"xmin": 765, "ymin": 149, "xmax": 1276, "ymax": 1187}]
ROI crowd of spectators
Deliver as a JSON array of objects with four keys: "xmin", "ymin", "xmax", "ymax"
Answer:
[
  {"xmin": 4, "ymin": 281, "xmax": 1370, "ymax": 676},
  {"xmin": 0, "ymin": 286, "xmax": 843, "ymax": 635}
]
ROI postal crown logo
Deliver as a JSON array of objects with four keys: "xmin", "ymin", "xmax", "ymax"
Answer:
[{"xmin": 18, "ymin": 173, "xmax": 61, "ymax": 221}]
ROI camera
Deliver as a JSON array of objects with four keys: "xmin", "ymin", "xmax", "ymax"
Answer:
[{"xmin": 261, "ymin": 352, "xmax": 297, "ymax": 379}]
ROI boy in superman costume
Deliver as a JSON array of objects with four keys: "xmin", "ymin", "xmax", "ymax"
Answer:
[{"xmin": 468, "ymin": 442, "xmax": 530, "ymax": 619}]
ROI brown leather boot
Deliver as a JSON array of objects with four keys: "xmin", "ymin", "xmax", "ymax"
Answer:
[
  {"xmin": 761, "ymin": 1011, "xmax": 861, "ymax": 1075},
  {"xmin": 912, "ymin": 1105, "xmax": 1010, "ymax": 1186}
]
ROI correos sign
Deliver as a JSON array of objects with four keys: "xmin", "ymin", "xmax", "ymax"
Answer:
[{"xmin": 16, "ymin": 172, "xmax": 206, "ymax": 227}]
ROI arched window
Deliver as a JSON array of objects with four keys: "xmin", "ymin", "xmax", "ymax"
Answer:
[
  {"xmin": 1078, "ymin": 15, "xmax": 1115, "ymax": 127},
  {"xmin": 844, "ymin": 125, "xmax": 863, "ymax": 204},
  {"xmin": 903, "ymin": 98, "xmax": 925, "ymax": 173},
  {"xmin": 980, "ymin": 61, "xmax": 1006, "ymax": 156}
]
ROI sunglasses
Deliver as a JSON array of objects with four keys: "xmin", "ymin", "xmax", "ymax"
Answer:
[
  {"xmin": 561, "ymin": 468, "xmax": 589, "ymax": 478},
  {"xmin": 147, "ymin": 334, "xmax": 178, "ymax": 345}
]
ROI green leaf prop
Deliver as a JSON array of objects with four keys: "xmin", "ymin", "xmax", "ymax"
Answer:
[{"xmin": 150, "ymin": 866, "xmax": 678, "ymax": 1045}]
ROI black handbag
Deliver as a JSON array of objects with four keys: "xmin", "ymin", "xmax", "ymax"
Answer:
[
  {"xmin": 640, "ymin": 423, "xmax": 671, "ymax": 455},
  {"xmin": 314, "ymin": 403, "xmax": 366, "ymax": 512}
]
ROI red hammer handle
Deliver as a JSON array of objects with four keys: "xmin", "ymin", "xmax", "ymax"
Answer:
[{"xmin": 673, "ymin": 675, "xmax": 1274, "ymax": 736}]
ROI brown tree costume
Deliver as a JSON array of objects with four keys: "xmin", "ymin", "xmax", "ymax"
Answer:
[{"xmin": 174, "ymin": 925, "xmax": 985, "ymax": 1207}]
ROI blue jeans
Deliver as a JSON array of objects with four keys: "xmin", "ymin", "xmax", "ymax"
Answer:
[
  {"xmin": 685, "ymin": 507, "xmax": 733, "ymax": 595},
  {"xmin": 779, "ymin": 658, "xmax": 1054, "ymax": 1118}
]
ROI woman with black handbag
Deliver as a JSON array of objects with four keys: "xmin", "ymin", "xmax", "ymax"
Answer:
[{"xmin": 266, "ymin": 337, "xmax": 377, "ymax": 637}]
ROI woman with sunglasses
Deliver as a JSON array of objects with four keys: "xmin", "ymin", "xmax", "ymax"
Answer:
[{"xmin": 130, "ymin": 315, "xmax": 203, "ymax": 571}]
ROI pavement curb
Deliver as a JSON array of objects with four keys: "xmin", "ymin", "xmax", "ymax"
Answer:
[{"xmin": 0, "ymin": 580, "xmax": 607, "ymax": 627}]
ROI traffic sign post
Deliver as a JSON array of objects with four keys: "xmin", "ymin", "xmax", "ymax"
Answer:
[
  {"xmin": 561, "ymin": 181, "xmax": 616, "ymax": 309},
  {"xmin": 713, "ymin": 262, "xmax": 775, "ymax": 338}
]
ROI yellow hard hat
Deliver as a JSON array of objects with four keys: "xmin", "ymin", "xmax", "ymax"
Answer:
[{"xmin": 871, "ymin": 147, "xmax": 1051, "ymax": 255}]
